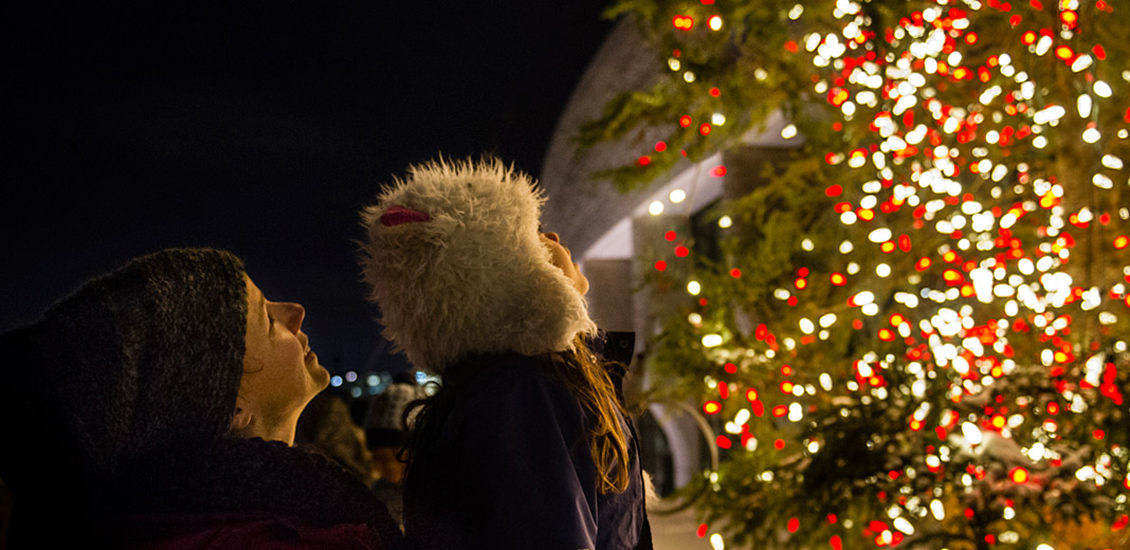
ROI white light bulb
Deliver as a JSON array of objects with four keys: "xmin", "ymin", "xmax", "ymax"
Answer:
[{"xmin": 1093, "ymin": 80, "xmax": 1112, "ymax": 98}]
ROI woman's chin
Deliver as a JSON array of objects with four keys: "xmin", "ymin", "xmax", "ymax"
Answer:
[
  {"xmin": 306, "ymin": 357, "xmax": 331, "ymax": 391},
  {"xmin": 313, "ymin": 365, "xmax": 331, "ymax": 390}
]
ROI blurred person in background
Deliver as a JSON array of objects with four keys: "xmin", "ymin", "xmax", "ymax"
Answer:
[
  {"xmin": 364, "ymin": 372, "xmax": 425, "ymax": 528},
  {"xmin": 296, "ymin": 391, "xmax": 375, "ymax": 485}
]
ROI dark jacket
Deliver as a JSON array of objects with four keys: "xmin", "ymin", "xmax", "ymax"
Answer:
[
  {"xmin": 9, "ymin": 437, "xmax": 404, "ymax": 550},
  {"xmin": 402, "ymin": 333, "xmax": 652, "ymax": 550}
]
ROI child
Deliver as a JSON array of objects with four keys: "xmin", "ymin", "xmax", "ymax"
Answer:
[{"xmin": 360, "ymin": 158, "xmax": 653, "ymax": 550}]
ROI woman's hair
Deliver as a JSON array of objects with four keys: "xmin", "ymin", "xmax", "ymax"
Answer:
[{"xmin": 402, "ymin": 336, "xmax": 630, "ymax": 494}]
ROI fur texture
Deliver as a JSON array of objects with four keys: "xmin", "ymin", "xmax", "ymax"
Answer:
[{"xmin": 359, "ymin": 157, "xmax": 597, "ymax": 373}]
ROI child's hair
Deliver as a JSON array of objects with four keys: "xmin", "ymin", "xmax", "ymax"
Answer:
[
  {"xmin": 557, "ymin": 335, "xmax": 630, "ymax": 494},
  {"xmin": 402, "ymin": 337, "xmax": 631, "ymax": 494}
]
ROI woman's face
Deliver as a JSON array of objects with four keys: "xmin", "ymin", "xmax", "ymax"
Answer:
[
  {"xmin": 541, "ymin": 232, "xmax": 589, "ymax": 296},
  {"xmin": 238, "ymin": 275, "xmax": 330, "ymax": 440}
]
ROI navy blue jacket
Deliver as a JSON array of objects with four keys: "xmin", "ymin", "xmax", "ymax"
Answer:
[{"xmin": 403, "ymin": 338, "xmax": 652, "ymax": 550}]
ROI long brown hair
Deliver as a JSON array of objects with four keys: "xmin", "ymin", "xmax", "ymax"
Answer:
[
  {"xmin": 402, "ymin": 336, "xmax": 631, "ymax": 495},
  {"xmin": 555, "ymin": 335, "xmax": 631, "ymax": 494}
]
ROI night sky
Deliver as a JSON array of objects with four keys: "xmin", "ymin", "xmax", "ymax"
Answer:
[{"xmin": 4, "ymin": 2, "xmax": 615, "ymax": 374}]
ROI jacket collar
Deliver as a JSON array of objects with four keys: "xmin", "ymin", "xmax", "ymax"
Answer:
[{"xmin": 105, "ymin": 437, "xmax": 398, "ymax": 538}]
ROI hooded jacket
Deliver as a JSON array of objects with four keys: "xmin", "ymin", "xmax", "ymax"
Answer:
[{"xmin": 400, "ymin": 333, "xmax": 652, "ymax": 550}]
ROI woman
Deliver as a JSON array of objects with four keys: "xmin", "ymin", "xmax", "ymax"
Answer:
[
  {"xmin": 0, "ymin": 248, "xmax": 403, "ymax": 549},
  {"xmin": 359, "ymin": 158, "xmax": 653, "ymax": 550}
]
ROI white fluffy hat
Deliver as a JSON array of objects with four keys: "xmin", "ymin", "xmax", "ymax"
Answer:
[{"xmin": 359, "ymin": 157, "xmax": 596, "ymax": 373}]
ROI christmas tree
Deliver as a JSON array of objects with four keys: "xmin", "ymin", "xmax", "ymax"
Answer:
[{"xmin": 580, "ymin": 1, "xmax": 1130, "ymax": 548}]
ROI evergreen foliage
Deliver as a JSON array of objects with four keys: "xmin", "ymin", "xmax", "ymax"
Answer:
[{"xmin": 584, "ymin": 1, "xmax": 1130, "ymax": 548}]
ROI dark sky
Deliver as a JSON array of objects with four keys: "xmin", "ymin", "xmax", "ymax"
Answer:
[{"xmin": 4, "ymin": 2, "xmax": 615, "ymax": 374}]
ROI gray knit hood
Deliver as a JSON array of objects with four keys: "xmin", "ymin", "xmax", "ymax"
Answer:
[{"xmin": 0, "ymin": 248, "xmax": 248, "ymax": 493}]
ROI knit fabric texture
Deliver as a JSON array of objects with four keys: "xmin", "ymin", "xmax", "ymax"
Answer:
[
  {"xmin": 359, "ymin": 157, "xmax": 597, "ymax": 373},
  {"xmin": 0, "ymin": 248, "xmax": 248, "ymax": 494}
]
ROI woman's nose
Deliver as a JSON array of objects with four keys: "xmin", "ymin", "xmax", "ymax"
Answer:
[
  {"xmin": 542, "ymin": 232, "xmax": 560, "ymax": 243},
  {"xmin": 272, "ymin": 302, "xmax": 305, "ymax": 334}
]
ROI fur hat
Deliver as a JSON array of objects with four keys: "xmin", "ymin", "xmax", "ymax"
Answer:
[
  {"xmin": 0, "ymin": 248, "xmax": 248, "ymax": 494},
  {"xmin": 359, "ymin": 157, "xmax": 596, "ymax": 373}
]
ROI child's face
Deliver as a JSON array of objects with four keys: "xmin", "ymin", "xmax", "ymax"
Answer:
[{"xmin": 540, "ymin": 232, "xmax": 589, "ymax": 296}]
